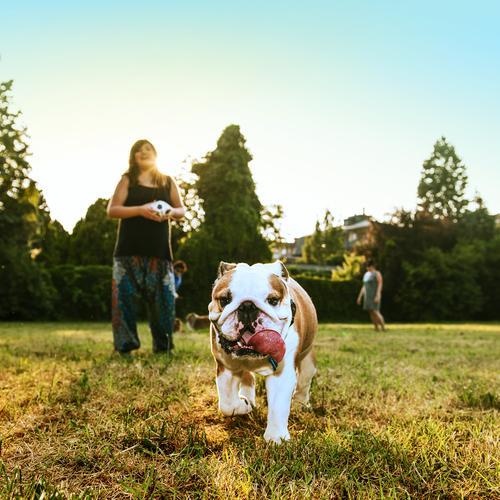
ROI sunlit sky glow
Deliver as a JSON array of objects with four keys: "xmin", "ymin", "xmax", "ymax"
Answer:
[{"xmin": 2, "ymin": 1, "xmax": 499, "ymax": 239}]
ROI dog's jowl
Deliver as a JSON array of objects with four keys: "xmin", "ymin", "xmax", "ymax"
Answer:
[{"xmin": 208, "ymin": 260, "xmax": 317, "ymax": 444}]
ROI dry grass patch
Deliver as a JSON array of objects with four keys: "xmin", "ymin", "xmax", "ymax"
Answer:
[{"xmin": 0, "ymin": 322, "xmax": 499, "ymax": 498}]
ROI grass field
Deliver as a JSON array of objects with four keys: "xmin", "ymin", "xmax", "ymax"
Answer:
[{"xmin": 0, "ymin": 322, "xmax": 499, "ymax": 499}]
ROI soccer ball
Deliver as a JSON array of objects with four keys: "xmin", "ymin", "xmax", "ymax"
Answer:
[{"xmin": 149, "ymin": 200, "xmax": 172, "ymax": 216}]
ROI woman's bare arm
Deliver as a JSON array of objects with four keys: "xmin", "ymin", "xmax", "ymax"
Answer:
[
  {"xmin": 357, "ymin": 285, "xmax": 365, "ymax": 304},
  {"xmin": 375, "ymin": 271, "xmax": 383, "ymax": 303},
  {"xmin": 166, "ymin": 178, "xmax": 186, "ymax": 220}
]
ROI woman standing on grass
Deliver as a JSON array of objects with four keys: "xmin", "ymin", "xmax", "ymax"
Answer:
[
  {"xmin": 107, "ymin": 139, "xmax": 185, "ymax": 355},
  {"xmin": 357, "ymin": 259, "xmax": 386, "ymax": 331}
]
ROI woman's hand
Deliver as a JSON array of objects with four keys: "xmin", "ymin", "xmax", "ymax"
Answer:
[
  {"xmin": 138, "ymin": 204, "xmax": 163, "ymax": 222},
  {"xmin": 357, "ymin": 287, "xmax": 364, "ymax": 305},
  {"xmin": 162, "ymin": 207, "xmax": 185, "ymax": 221},
  {"xmin": 374, "ymin": 294, "xmax": 381, "ymax": 304}
]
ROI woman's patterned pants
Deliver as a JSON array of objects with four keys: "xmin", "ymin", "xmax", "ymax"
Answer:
[{"xmin": 112, "ymin": 256, "xmax": 176, "ymax": 353}]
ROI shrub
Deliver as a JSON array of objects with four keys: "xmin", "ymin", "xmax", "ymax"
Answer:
[
  {"xmin": 0, "ymin": 250, "xmax": 56, "ymax": 320},
  {"xmin": 395, "ymin": 246, "xmax": 483, "ymax": 321},
  {"xmin": 49, "ymin": 265, "xmax": 111, "ymax": 320},
  {"xmin": 294, "ymin": 276, "xmax": 365, "ymax": 322},
  {"xmin": 287, "ymin": 265, "xmax": 332, "ymax": 279}
]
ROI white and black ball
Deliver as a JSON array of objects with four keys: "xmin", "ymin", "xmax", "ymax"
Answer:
[{"xmin": 149, "ymin": 200, "xmax": 172, "ymax": 216}]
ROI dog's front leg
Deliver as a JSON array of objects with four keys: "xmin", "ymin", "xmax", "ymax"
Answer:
[
  {"xmin": 216, "ymin": 363, "xmax": 253, "ymax": 416},
  {"xmin": 264, "ymin": 362, "xmax": 296, "ymax": 443}
]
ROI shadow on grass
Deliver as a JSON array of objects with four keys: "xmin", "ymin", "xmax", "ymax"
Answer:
[
  {"xmin": 1, "ymin": 422, "xmax": 492, "ymax": 498},
  {"xmin": 0, "ymin": 462, "xmax": 92, "ymax": 499},
  {"xmin": 457, "ymin": 385, "xmax": 500, "ymax": 410}
]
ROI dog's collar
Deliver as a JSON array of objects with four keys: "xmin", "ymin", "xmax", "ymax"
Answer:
[{"xmin": 290, "ymin": 298, "xmax": 296, "ymax": 326}]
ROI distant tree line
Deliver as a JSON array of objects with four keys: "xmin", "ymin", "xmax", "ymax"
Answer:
[
  {"xmin": 358, "ymin": 137, "xmax": 500, "ymax": 320},
  {"xmin": 301, "ymin": 210, "xmax": 344, "ymax": 266},
  {"xmin": 0, "ymin": 81, "xmax": 280, "ymax": 319},
  {"xmin": 1, "ymin": 80, "xmax": 499, "ymax": 321}
]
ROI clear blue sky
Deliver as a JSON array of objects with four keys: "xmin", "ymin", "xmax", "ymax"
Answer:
[{"xmin": 2, "ymin": 1, "xmax": 499, "ymax": 238}]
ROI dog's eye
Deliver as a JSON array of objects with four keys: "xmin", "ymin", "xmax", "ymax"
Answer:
[
  {"xmin": 219, "ymin": 295, "xmax": 231, "ymax": 308},
  {"xmin": 267, "ymin": 297, "xmax": 280, "ymax": 307}
]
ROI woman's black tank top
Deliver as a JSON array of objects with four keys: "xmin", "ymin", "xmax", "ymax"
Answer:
[{"xmin": 114, "ymin": 177, "xmax": 173, "ymax": 260}]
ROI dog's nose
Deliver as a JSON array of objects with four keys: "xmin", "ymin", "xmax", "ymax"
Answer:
[
  {"xmin": 238, "ymin": 301, "xmax": 257, "ymax": 313},
  {"xmin": 237, "ymin": 301, "xmax": 258, "ymax": 324}
]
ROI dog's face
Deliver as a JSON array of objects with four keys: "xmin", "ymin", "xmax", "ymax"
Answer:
[{"xmin": 208, "ymin": 261, "xmax": 295, "ymax": 358}]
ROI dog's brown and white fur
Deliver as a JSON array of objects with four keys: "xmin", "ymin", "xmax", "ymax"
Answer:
[{"xmin": 208, "ymin": 261, "xmax": 317, "ymax": 443}]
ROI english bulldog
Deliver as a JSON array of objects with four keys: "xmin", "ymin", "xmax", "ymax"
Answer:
[{"xmin": 208, "ymin": 260, "xmax": 317, "ymax": 444}]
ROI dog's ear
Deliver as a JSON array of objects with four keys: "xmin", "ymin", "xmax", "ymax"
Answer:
[
  {"xmin": 217, "ymin": 261, "xmax": 237, "ymax": 278},
  {"xmin": 271, "ymin": 260, "xmax": 289, "ymax": 281}
]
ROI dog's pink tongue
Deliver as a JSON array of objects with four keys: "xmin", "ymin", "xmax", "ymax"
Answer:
[{"xmin": 244, "ymin": 329, "xmax": 286, "ymax": 363}]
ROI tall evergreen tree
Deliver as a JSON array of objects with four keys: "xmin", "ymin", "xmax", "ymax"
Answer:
[
  {"xmin": 191, "ymin": 124, "xmax": 270, "ymax": 262},
  {"xmin": 177, "ymin": 125, "xmax": 271, "ymax": 314},
  {"xmin": 0, "ymin": 80, "xmax": 49, "ymax": 246},
  {"xmin": 417, "ymin": 136, "xmax": 468, "ymax": 221},
  {"xmin": 0, "ymin": 80, "xmax": 54, "ymax": 318}
]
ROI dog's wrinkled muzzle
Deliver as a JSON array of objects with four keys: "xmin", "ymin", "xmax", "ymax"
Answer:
[
  {"xmin": 237, "ymin": 301, "xmax": 259, "ymax": 327},
  {"xmin": 217, "ymin": 297, "xmax": 279, "ymax": 325}
]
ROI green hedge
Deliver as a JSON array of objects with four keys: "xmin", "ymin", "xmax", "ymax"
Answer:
[
  {"xmin": 44, "ymin": 265, "xmax": 365, "ymax": 323},
  {"xmin": 45, "ymin": 264, "xmax": 499, "ymax": 323},
  {"xmin": 174, "ymin": 271, "xmax": 211, "ymax": 319},
  {"xmin": 49, "ymin": 265, "xmax": 111, "ymax": 320},
  {"xmin": 294, "ymin": 276, "xmax": 366, "ymax": 322},
  {"xmin": 176, "ymin": 273, "xmax": 365, "ymax": 323}
]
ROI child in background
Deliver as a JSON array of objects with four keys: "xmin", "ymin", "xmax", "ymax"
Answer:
[{"xmin": 173, "ymin": 260, "xmax": 188, "ymax": 296}]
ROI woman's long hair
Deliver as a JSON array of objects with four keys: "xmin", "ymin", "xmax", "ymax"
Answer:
[{"xmin": 125, "ymin": 139, "xmax": 167, "ymax": 187}]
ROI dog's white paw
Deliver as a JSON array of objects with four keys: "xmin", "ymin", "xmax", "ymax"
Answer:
[
  {"xmin": 263, "ymin": 428, "xmax": 291, "ymax": 444},
  {"xmin": 219, "ymin": 397, "xmax": 253, "ymax": 416}
]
